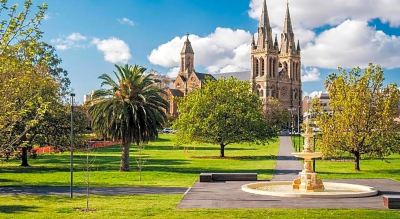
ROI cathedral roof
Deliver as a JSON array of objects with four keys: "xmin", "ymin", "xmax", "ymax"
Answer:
[
  {"xmin": 212, "ymin": 71, "xmax": 251, "ymax": 81},
  {"xmin": 194, "ymin": 72, "xmax": 215, "ymax": 81},
  {"xmin": 168, "ymin": 89, "xmax": 184, "ymax": 97}
]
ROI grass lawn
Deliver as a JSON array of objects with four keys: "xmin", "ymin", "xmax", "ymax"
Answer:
[
  {"xmin": 1, "ymin": 134, "xmax": 400, "ymax": 218},
  {"xmin": 0, "ymin": 134, "xmax": 279, "ymax": 187},
  {"xmin": 1, "ymin": 195, "xmax": 399, "ymax": 219}
]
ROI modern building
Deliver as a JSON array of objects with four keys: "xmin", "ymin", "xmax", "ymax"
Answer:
[{"xmin": 302, "ymin": 93, "xmax": 330, "ymax": 118}]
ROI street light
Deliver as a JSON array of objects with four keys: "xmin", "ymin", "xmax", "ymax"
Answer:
[
  {"xmin": 288, "ymin": 107, "xmax": 296, "ymax": 151},
  {"xmin": 70, "ymin": 93, "xmax": 75, "ymax": 199}
]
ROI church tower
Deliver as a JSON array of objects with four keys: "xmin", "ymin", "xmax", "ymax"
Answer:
[
  {"xmin": 180, "ymin": 34, "xmax": 195, "ymax": 78},
  {"xmin": 278, "ymin": 2, "xmax": 301, "ymax": 109},
  {"xmin": 251, "ymin": 0, "xmax": 302, "ymax": 112},
  {"xmin": 251, "ymin": 0, "xmax": 280, "ymax": 103}
]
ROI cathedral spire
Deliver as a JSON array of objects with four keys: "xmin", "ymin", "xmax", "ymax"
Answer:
[
  {"xmin": 259, "ymin": 0, "xmax": 270, "ymax": 29},
  {"xmin": 256, "ymin": 0, "xmax": 273, "ymax": 49},
  {"xmin": 180, "ymin": 33, "xmax": 194, "ymax": 77},
  {"xmin": 283, "ymin": 1, "xmax": 294, "ymax": 36},
  {"xmin": 280, "ymin": 1, "xmax": 296, "ymax": 54},
  {"xmin": 181, "ymin": 33, "xmax": 194, "ymax": 54}
]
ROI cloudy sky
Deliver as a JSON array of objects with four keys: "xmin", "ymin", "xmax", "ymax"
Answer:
[{"xmin": 39, "ymin": 0, "xmax": 400, "ymax": 102}]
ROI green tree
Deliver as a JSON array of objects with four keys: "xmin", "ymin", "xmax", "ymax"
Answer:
[
  {"xmin": 0, "ymin": 1, "xmax": 72, "ymax": 166},
  {"xmin": 314, "ymin": 64, "xmax": 400, "ymax": 171},
  {"xmin": 88, "ymin": 64, "xmax": 167, "ymax": 171},
  {"xmin": 264, "ymin": 97, "xmax": 290, "ymax": 132},
  {"xmin": 174, "ymin": 78, "xmax": 275, "ymax": 158}
]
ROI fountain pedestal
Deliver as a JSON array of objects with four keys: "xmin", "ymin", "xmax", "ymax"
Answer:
[
  {"xmin": 291, "ymin": 119, "xmax": 325, "ymax": 192},
  {"xmin": 292, "ymin": 154, "xmax": 324, "ymax": 192}
]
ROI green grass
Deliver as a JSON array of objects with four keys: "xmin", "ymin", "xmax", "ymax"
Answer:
[
  {"xmin": 0, "ymin": 134, "xmax": 279, "ymax": 187},
  {"xmin": 1, "ymin": 195, "xmax": 399, "ymax": 219},
  {"xmin": 316, "ymin": 154, "xmax": 400, "ymax": 181},
  {"xmin": 1, "ymin": 135, "xmax": 400, "ymax": 218}
]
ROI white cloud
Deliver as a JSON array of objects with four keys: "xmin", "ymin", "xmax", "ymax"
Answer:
[
  {"xmin": 92, "ymin": 37, "xmax": 132, "ymax": 64},
  {"xmin": 167, "ymin": 67, "xmax": 180, "ymax": 78},
  {"xmin": 249, "ymin": 0, "xmax": 400, "ymax": 29},
  {"xmin": 118, "ymin": 17, "xmax": 135, "ymax": 27},
  {"xmin": 148, "ymin": 27, "xmax": 252, "ymax": 73},
  {"xmin": 67, "ymin": 33, "xmax": 87, "ymax": 41},
  {"xmin": 51, "ymin": 32, "xmax": 88, "ymax": 50},
  {"xmin": 303, "ymin": 20, "xmax": 400, "ymax": 68},
  {"xmin": 303, "ymin": 90, "xmax": 324, "ymax": 98},
  {"xmin": 302, "ymin": 67, "xmax": 321, "ymax": 82}
]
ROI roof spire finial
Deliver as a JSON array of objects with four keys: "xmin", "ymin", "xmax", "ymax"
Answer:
[{"xmin": 186, "ymin": 32, "xmax": 190, "ymax": 41}]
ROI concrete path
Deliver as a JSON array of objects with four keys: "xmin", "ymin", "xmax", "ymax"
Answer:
[
  {"xmin": 271, "ymin": 136, "xmax": 302, "ymax": 181},
  {"xmin": 0, "ymin": 186, "xmax": 188, "ymax": 196},
  {"xmin": 178, "ymin": 179, "xmax": 400, "ymax": 209}
]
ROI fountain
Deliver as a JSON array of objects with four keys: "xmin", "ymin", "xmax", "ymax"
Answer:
[{"xmin": 242, "ymin": 119, "xmax": 378, "ymax": 198}]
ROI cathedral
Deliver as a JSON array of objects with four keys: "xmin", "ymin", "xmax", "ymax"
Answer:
[
  {"xmin": 166, "ymin": 0, "xmax": 302, "ymax": 118},
  {"xmin": 251, "ymin": 0, "xmax": 302, "ymax": 112}
]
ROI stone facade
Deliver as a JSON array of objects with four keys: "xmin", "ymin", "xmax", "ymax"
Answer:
[
  {"xmin": 251, "ymin": 0, "xmax": 302, "ymax": 113},
  {"xmin": 166, "ymin": 35, "xmax": 214, "ymax": 117},
  {"xmin": 166, "ymin": 1, "xmax": 302, "ymax": 119}
]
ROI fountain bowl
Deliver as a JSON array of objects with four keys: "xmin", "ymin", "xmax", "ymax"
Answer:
[{"xmin": 242, "ymin": 181, "xmax": 378, "ymax": 198}]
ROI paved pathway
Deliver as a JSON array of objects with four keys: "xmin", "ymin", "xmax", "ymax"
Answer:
[
  {"xmin": 178, "ymin": 179, "xmax": 400, "ymax": 209},
  {"xmin": 271, "ymin": 136, "xmax": 302, "ymax": 181},
  {"xmin": 0, "ymin": 186, "xmax": 188, "ymax": 196}
]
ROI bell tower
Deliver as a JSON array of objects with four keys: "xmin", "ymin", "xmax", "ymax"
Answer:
[
  {"xmin": 278, "ymin": 1, "xmax": 302, "ymax": 109},
  {"xmin": 251, "ymin": 0, "xmax": 280, "ymax": 103},
  {"xmin": 180, "ymin": 34, "xmax": 195, "ymax": 79}
]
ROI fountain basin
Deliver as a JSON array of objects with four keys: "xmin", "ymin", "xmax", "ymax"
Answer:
[
  {"xmin": 242, "ymin": 181, "xmax": 378, "ymax": 198},
  {"xmin": 292, "ymin": 152, "xmax": 323, "ymax": 160}
]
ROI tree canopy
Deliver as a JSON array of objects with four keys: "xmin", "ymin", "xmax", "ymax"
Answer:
[
  {"xmin": 88, "ymin": 64, "xmax": 167, "ymax": 171},
  {"xmin": 174, "ymin": 78, "xmax": 275, "ymax": 157},
  {"xmin": 314, "ymin": 64, "xmax": 400, "ymax": 171},
  {"xmin": 0, "ymin": 0, "xmax": 72, "ymax": 166}
]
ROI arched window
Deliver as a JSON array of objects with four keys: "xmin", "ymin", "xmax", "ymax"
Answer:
[
  {"xmin": 256, "ymin": 84, "xmax": 263, "ymax": 97},
  {"xmin": 272, "ymin": 58, "xmax": 276, "ymax": 78},
  {"xmin": 255, "ymin": 59, "xmax": 259, "ymax": 77},
  {"xmin": 260, "ymin": 58, "xmax": 265, "ymax": 76}
]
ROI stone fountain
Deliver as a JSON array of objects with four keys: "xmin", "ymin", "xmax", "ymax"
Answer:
[
  {"xmin": 291, "ymin": 120, "xmax": 324, "ymax": 192},
  {"xmin": 241, "ymin": 119, "xmax": 378, "ymax": 198}
]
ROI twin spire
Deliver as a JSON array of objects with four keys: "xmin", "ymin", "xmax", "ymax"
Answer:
[{"xmin": 253, "ymin": 0, "xmax": 300, "ymax": 54}]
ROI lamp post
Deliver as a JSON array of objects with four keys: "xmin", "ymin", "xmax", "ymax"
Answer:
[
  {"xmin": 70, "ymin": 93, "xmax": 75, "ymax": 199},
  {"xmin": 297, "ymin": 106, "xmax": 301, "ymax": 152},
  {"xmin": 313, "ymin": 133, "xmax": 316, "ymax": 172}
]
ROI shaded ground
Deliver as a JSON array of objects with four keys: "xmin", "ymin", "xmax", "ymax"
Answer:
[{"xmin": 0, "ymin": 186, "xmax": 187, "ymax": 196}]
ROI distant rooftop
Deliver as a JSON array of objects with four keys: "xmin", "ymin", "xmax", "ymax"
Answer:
[{"xmin": 212, "ymin": 71, "xmax": 251, "ymax": 81}]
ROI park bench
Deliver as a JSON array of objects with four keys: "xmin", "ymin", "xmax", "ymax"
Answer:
[
  {"xmin": 200, "ymin": 173, "xmax": 257, "ymax": 182},
  {"xmin": 383, "ymin": 195, "xmax": 400, "ymax": 209}
]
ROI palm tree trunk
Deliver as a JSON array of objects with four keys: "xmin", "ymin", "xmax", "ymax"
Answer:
[{"xmin": 120, "ymin": 141, "xmax": 130, "ymax": 171}]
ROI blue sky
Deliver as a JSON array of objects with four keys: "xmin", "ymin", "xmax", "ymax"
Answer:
[{"xmin": 36, "ymin": 0, "xmax": 400, "ymax": 102}]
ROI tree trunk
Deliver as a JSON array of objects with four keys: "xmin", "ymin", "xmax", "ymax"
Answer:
[
  {"xmin": 220, "ymin": 143, "xmax": 225, "ymax": 158},
  {"xmin": 354, "ymin": 151, "xmax": 360, "ymax": 171},
  {"xmin": 20, "ymin": 147, "xmax": 29, "ymax": 167},
  {"xmin": 120, "ymin": 142, "xmax": 130, "ymax": 171}
]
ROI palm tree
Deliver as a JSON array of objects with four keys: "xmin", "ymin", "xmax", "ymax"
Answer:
[{"xmin": 88, "ymin": 64, "xmax": 167, "ymax": 171}]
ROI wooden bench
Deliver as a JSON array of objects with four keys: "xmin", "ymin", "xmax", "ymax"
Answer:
[
  {"xmin": 383, "ymin": 195, "xmax": 400, "ymax": 209},
  {"xmin": 200, "ymin": 173, "xmax": 257, "ymax": 182}
]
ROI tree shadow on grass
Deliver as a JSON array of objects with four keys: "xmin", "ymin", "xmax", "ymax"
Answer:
[
  {"xmin": 190, "ymin": 155, "xmax": 277, "ymax": 161},
  {"xmin": 0, "ymin": 205, "xmax": 38, "ymax": 214}
]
